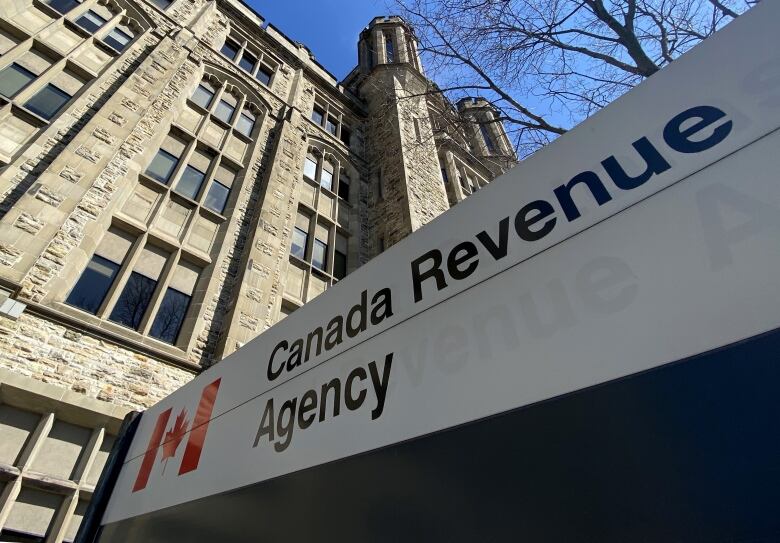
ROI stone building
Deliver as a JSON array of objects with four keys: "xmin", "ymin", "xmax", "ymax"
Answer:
[{"xmin": 0, "ymin": 0, "xmax": 515, "ymax": 540}]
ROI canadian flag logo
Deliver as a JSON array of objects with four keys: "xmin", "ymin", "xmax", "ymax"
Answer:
[{"xmin": 133, "ymin": 378, "xmax": 221, "ymax": 492}]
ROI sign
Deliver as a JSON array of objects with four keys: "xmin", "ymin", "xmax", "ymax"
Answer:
[{"xmin": 98, "ymin": 2, "xmax": 780, "ymax": 540}]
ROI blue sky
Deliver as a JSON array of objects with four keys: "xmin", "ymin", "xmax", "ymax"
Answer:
[{"xmin": 248, "ymin": 0, "xmax": 385, "ymax": 80}]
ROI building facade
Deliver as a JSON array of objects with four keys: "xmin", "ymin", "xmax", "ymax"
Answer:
[{"xmin": 0, "ymin": 0, "xmax": 514, "ymax": 540}]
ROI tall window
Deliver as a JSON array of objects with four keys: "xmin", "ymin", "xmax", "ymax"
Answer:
[
  {"xmin": 310, "ymin": 97, "xmax": 350, "ymax": 145},
  {"xmin": 311, "ymin": 106, "xmax": 324, "ymax": 126},
  {"xmin": 334, "ymin": 233, "xmax": 347, "ymax": 280},
  {"xmin": 385, "ymin": 34, "xmax": 395, "ymax": 63},
  {"xmin": 238, "ymin": 51, "xmax": 256, "ymax": 73},
  {"xmin": 236, "ymin": 109, "xmax": 256, "ymax": 137},
  {"xmin": 320, "ymin": 162, "xmax": 334, "ymax": 191},
  {"xmin": 204, "ymin": 163, "xmax": 236, "ymax": 214},
  {"xmin": 303, "ymin": 154, "xmax": 317, "ymax": 180},
  {"xmin": 480, "ymin": 123, "xmax": 497, "ymax": 154},
  {"xmin": 338, "ymin": 170, "xmax": 350, "ymax": 200},
  {"xmin": 291, "ymin": 211, "xmax": 310, "ymax": 260},
  {"xmin": 149, "ymin": 261, "xmax": 201, "ymax": 344},
  {"xmin": 151, "ymin": 0, "xmax": 172, "ymax": 10}
]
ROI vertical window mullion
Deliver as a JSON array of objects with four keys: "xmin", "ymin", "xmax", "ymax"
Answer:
[
  {"xmin": 96, "ymin": 233, "xmax": 146, "ymax": 319},
  {"xmin": 136, "ymin": 251, "xmax": 178, "ymax": 336}
]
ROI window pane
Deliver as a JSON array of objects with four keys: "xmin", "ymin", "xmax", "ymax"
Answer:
[
  {"xmin": 385, "ymin": 36, "xmax": 395, "ymax": 63},
  {"xmin": 238, "ymin": 52, "xmax": 256, "ymax": 72},
  {"xmin": 214, "ymin": 99, "xmax": 235, "ymax": 124},
  {"xmin": 151, "ymin": 0, "xmax": 172, "ymax": 9},
  {"xmin": 303, "ymin": 157, "xmax": 317, "ymax": 180},
  {"xmin": 204, "ymin": 181, "xmax": 230, "ymax": 214},
  {"xmin": 312, "ymin": 239, "xmax": 327, "ymax": 271},
  {"xmin": 340, "ymin": 126, "xmax": 351, "ymax": 147},
  {"xmin": 0, "ymin": 64, "xmax": 35, "ymax": 98},
  {"xmin": 326, "ymin": 116, "xmax": 338, "ymax": 136},
  {"xmin": 480, "ymin": 124, "xmax": 496, "ymax": 153},
  {"xmin": 145, "ymin": 149, "xmax": 179, "ymax": 184},
  {"xmin": 320, "ymin": 167, "xmax": 333, "ymax": 191},
  {"xmin": 45, "ymin": 0, "xmax": 81, "ymax": 14},
  {"xmin": 334, "ymin": 250, "xmax": 347, "ymax": 280},
  {"xmin": 338, "ymin": 174, "xmax": 350, "ymax": 199},
  {"xmin": 221, "ymin": 39, "xmax": 239, "ymax": 60},
  {"xmin": 24, "ymin": 84, "xmax": 71, "ymax": 120},
  {"xmin": 66, "ymin": 255, "xmax": 120, "ymax": 314},
  {"xmin": 109, "ymin": 272, "xmax": 157, "ymax": 330},
  {"xmin": 191, "ymin": 84, "xmax": 214, "ymax": 109},
  {"xmin": 236, "ymin": 112, "xmax": 255, "ymax": 137},
  {"xmin": 149, "ymin": 288, "xmax": 191, "ymax": 344},
  {"xmin": 176, "ymin": 165, "xmax": 205, "ymax": 200},
  {"xmin": 104, "ymin": 28, "xmax": 132, "ymax": 51},
  {"xmin": 311, "ymin": 107, "xmax": 324, "ymax": 126},
  {"xmin": 75, "ymin": 10, "xmax": 106, "ymax": 33},
  {"xmin": 291, "ymin": 227, "xmax": 307, "ymax": 260},
  {"xmin": 256, "ymin": 65, "xmax": 272, "ymax": 86}
]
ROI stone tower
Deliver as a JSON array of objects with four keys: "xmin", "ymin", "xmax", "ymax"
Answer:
[
  {"xmin": 355, "ymin": 16, "xmax": 450, "ymax": 249},
  {"xmin": 457, "ymin": 97, "xmax": 517, "ymax": 177}
]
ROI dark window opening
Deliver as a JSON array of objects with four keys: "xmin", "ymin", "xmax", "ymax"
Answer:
[
  {"xmin": 312, "ymin": 239, "xmax": 328, "ymax": 271},
  {"xmin": 108, "ymin": 272, "xmax": 156, "ymax": 330},
  {"xmin": 149, "ymin": 288, "xmax": 191, "ymax": 344},
  {"xmin": 204, "ymin": 181, "xmax": 230, "ymax": 214},
  {"xmin": 0, "ymin": 63, "xmax": 35, "ymax": 98},
  {"xmin": 239, "ymin": 52, "xmax": 256, "ymax": 73},
  {"xmin": 192, "ymin": 83, "xmax": 215, "ymax": 109},
  {"xmin": 145, "ymin": 149, "xmax": 179, "ymax": 184},
  {"xmin": 24, "ymin": 84, "xmax": 71, "ymax": 120},
  {"xmin": 176, "ymin": 165, "xmax": 206, "ymax": 200},
  {"xmin": 75, "ymin": 10, "xmax": 107, "ymax": 33},
  {"xmin": 65, "ymin": 255, "xmax": 120, "ymax": 314},
  {"xmin": 256, "ymin": 64, "xmax": 273, "ymax": 86},
  {"xmin": 104, "ymin": 28, "xmax": 132, "ymax": 52},
  {"xmin": 221, "ymin": 39, "xmax": 240, "ymax": 60}
]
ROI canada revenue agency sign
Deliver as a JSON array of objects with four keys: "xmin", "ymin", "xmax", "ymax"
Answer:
[{"xmin": 99, "ymin": 2, "xmax": 780, "ymax": 539}]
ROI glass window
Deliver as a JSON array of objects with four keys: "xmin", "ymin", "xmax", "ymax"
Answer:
[
  {"xmin": 176, "ymin": 165, "xmax": 205, "ymax": 200},
  {"xmin": 338, "ymin": 172, "xmax": 350, "ymax": 200},
  {"xmin": 311, "ymin": 106, "xmax": 324, "ymax": 126},
  {"xmin": 191, "ymin": 83, "xmax": 215, "ymax": 109},
  {"xmin": 149, "ymin": 288, "xmax": 190, "ymax": 344},
  {"xmin": 303, "ymin": 156, "xmax": 317, "ymax": 180},
  {"xmin": 236, "ymin": 111, "xmax": 255, "ymax": 137},
  {"xmin": 104, "ymin": 28, "xmax": 132, "ymax": 52},
  {"xmin": 480, "ymin": 123, "xmax": 496, "ymax": 153},
  {"xmin": 312, "ymin": 239, "xmax": 328, "ymax": 271},
  {"xmin": 334, "ymin": 234, "xmax": 347, "ymax": 280},
  {"xmin": 145, "ymin": 149, "xmax": 179, "ymax": 184},
  {"xmin": 109, "ymin": 272, "xmax": 156, "ymax": 330},
  {"xmin": 75, "ymin": 10, "xmax": 107, "ymax": 33},
  {"xmin": 45, "ymin": 0, "xmax": 81, "ymax": 14},
  {"xmin": 326, "ymin": 116, "xmax": 338, "ymax": 136},
  {"xmin": 221, "ymin": 38, "xmax": 240, "ymax": 60},
  {"xmin": 0, "ymin": 63, "xmax": 35, "ymax": 98},
  {"xmin": 441, "ymin": 167, "xmax": 449, "ymax": 185},
  {"xmin": 214, "ymin": 99, "xmax": 235, "ymax": 124},
  {"xmin": 320, "ymin": 164, "xmax": 333, "ymax": 191},
  {"xmin": 291, "ymin": 228, "xmax": 307, "ymax": 260},
  {"xmin": 151, "ymin": 0, "xmax": 172, "ymax": 10},
  {"xmin": 385, "ymin": 35, "xmax": 395, "ymax": 63},
  {"xmin": 65, "ymin": 255, "xmax": 120, "ymax": 314},
  {"xmin": 24, "ymin": 84, "xmax": 71, "ymax": 120},
  {"xmin": 238, "ymin": 51, "xmax": 256, "ymax": 73},
  {"xmin": 256, "ymin": 64, "xmax": 273, "ymax": 86},
  {"xmin": 204, "ymin": 181, "xmax": 230, "ymax": 213},
  {"xmin": 340, "ymin": 126, "xmax": 351, "ymax": 147}
]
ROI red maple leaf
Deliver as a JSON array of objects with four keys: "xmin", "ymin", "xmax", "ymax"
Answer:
[{"xmin": 160, "ymin": 409, "xmax": 189, "ymax": 474}]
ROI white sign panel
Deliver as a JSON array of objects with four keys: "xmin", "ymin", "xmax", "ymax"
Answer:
[{"xmin": 103, "ymin": 0, "xmax": 780, "ymax": 525}]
